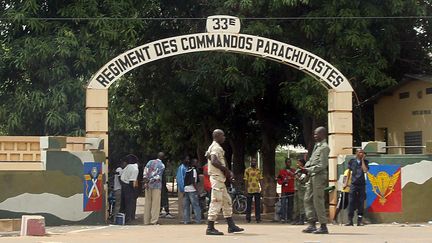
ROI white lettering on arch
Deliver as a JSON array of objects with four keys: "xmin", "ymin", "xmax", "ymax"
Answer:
[{"xmin": 87, "ymin": 33, "xmax": 353, "ymax": 92}]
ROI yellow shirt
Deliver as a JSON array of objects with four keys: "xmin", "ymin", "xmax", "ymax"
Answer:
[
  {"xmin": 243, "ymin": 167, "xmax": 263, "ymax": 194},
  {"xmin": 206, "ymin": 141, "xmax": 226, "ymax": 182},
  {"xmin": 342, "ymin": 169, "xmax": 352, "ymax": 193}
]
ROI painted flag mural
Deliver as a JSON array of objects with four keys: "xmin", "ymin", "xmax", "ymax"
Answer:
[
  {"xmin": 366, "ymin": 165, "xmax": 402, "ymax": 213},
  {"xmin": 83, "ymin": 162, "xmax": 103, "ymax": 212}
]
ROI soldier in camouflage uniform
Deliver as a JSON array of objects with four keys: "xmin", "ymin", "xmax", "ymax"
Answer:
[
  {"xmin": 302, "ymin": 127, "xmax": 330, "ymax": 234},
  {"xmin": 292, "ymin": 159, "xmax": 306, "ymax": 225}
]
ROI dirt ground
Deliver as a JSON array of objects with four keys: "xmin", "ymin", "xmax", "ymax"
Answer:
[{"xmin": 1, "ymin": 197, "xmax": 432, "ymax": 243}]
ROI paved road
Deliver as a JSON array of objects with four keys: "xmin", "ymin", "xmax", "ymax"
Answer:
[{"xmin": 2, "ymin": 223, "xmax": 432, "ymax": 243}]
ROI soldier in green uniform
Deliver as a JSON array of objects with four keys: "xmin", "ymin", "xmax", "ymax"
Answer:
[
  {"xmin": 301, "ymin": 127, "xmax": 330, "ymax": 234},
  {"xmin": 292, "ymin": 159, "xmax": 306, "ymax": 225}
]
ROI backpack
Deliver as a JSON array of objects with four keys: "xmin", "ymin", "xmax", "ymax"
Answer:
[{"xmin": 184, "ymin": 167, "xmax": 195, "ymax": 187}]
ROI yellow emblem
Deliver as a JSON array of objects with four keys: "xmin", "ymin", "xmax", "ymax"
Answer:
[{"xmin": 367, "ymin": 170, "xmax": 400, "ymax": 205}]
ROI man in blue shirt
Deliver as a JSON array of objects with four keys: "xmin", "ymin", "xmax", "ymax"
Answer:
[
  {"xmin": 176, "ymin": 156, "xmax": 189, "ymax": 221},
  {"xmin": 143, "ymin": 152, "xmax": 166, "ymax": 225},
  {"xmin": 345, "ymin": 149, "xmax": 369, "ymax": 226}
]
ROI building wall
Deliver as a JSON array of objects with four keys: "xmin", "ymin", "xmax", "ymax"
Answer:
[
  {"xmin": 0, "ymin": 137, "xmax": 106, "ymax": 226},
  {"xmin": 374, "ymin": 80, "xmax": 432, "ymax": 154},
  {"xmin": 338, "ymin": 154, "xmax": 432, "ymax": 223}
]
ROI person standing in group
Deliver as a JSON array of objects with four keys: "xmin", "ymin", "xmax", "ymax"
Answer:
[
  {"xmin": 302, "ymin": 127, "xmax": 330, "ymax": 234},
  {"xmin": 143, "ymin": 152, "xmax": 166, "ymax": 225},
  {"xmin": 183, "ymin": 158, "xmax": 202, "ymax": 224},
  {"xmin": 205, "ymin": 129, "xmax": 244, "ymax": 235},
  {"xmin": 120, "ymin": 154, "xmax": 139, "ymax": 224},
  {"xmin": 176, "ymin": 156, "xmax": 189, "ymax": 222},
  {"xmin": 160, "ymin": 159, "xmax": 174, "ymax": 219},
  {"xmin": 277, "ymin": 158, "xmax": 296, "ymax": 223},
  {"xmin": 113, "ymin": 159, "xmax": 127, "ymax": 218},
  {"xmin": 243, "ymin": 158, "xmax": 263, "ymax": 223},
  {"xmin": 292, "ymin": 159, "xmax": 307, "ymax": 225},
  {"xmin": 332, "ymin": 168, "xmax": 351, "ymax": 224},
  {"xmin": 345, "ymin": 149, "xmax": 369, "ymax": 226}
]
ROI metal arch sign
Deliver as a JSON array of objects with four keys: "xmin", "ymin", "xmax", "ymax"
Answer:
[{"xmin": 87, "ymin": 16, "xmax": 353, "ymax": 92}]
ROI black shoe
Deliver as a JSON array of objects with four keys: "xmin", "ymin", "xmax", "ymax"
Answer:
[
  {"xmin": 357, "ymin": 216, "xmax": 364, "ymax": 226},
  {"xmin": 345, "ymin": 221, "xmax": 354, "ymax": 226},
  {"xmin": 206, "ymin": 221, "xmax": 224, "ymax": 235},
  {"xmin": 302, "ymin": 223, "xmax": 317, "ymax": 233},
  {"xmin": 256, "ymin": 220, "xmax": 261, "ymax": 223},
  {"xmin": 313, "ymin": 224, "xmax": 329, "ymax": 234},
  {"xmin": 226, "ymin": 217, "xmax": 244, "ymax": 233}
]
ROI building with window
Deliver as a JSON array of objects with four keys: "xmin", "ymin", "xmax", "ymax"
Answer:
[{"xmin": 373, "ymin": 74, "xmax": 432, "ymax": 154}]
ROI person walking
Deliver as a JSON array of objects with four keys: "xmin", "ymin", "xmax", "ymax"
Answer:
[
  {"xmin": 244, "ymin": 158, "xmax": 263, "ymax": 223},
  {"xmin": 277, "ymin": 158, "xmax": 296, "ymax": 223},
  {"xmin": 205, "ymin": 129, "xmax": 244, "ymax": 235},
  {"xmin": 143, "ymin": 152, "xmax": 166, "ymax": 225},
  {"xmin": 302, "ymin": 127, "xmax": 330, "ymax": 234},
  {"xmin": 183, "ymin": 158, "xmax": 202, "ymax": 224},
  {"xmin": 345, "ymin": 149, "xmax": 369, "ymax": 226}
]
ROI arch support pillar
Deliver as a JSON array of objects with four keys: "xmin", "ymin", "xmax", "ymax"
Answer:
[
  {"xmin": 327, "ymin": 90, "xmax": 353, "ymax": 220},
  {"xmin": 85, "ymin": 88, "xmax": 109, "ymax": 158}
]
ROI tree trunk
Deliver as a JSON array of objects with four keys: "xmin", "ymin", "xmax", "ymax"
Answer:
[
  {"xmin": 230, "ymin": 135, "xmax": 246, "ymax": 189},
  {"xmin": 261, "ymin": 137, "xmax": 277, "ymax": 213}
]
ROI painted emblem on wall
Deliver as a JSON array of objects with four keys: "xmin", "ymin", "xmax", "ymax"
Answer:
[
  {"xmin": 366, "ymin": 165, "xmax": 402, "ymax": 212},
  {"xmin": 83, "ymin": 162, "xmax": 103, "ymax": 211}
]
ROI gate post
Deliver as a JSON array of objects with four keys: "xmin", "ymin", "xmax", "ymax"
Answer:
[
  {"xmin": 85, "ymin": 88, "xmax": 109, "ymax": 158},
  {"xmin": 327, "ymin": 90, "xmax": 353, "ymax": 220}
]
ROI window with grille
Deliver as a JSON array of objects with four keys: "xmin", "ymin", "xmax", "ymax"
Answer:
[
  {"xmin": 404, "ymin": 131, "xmax": 422, "ymax": 154},
  {"xmin": 399, "ymin": 92, "xmax": 409, "ymax": 99}
]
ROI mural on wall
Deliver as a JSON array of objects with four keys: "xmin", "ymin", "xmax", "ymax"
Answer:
[
  {"xmin": 83, "ymin": 162, "xmax": 103, "ymax": 212},
  {"xmin": 0, "ymin": 150, "xmax": 106, "ymax": 226},
  {"xmin": 366, "ymin": 165, "xmax": 402, "ymax": 212}
]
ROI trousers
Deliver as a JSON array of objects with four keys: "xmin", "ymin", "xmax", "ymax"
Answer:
[
  {"xmin": 304, "ymin": 173, "xmax": 327, "ymax": 224},
  {"xmin": 144, "ymin": 188, "xmax": 161, "ymax": 225},
  {"xmin": 281, "ymin": 192, "xmax": 294, "ymax": 221},
  {"xmin": 348, "ymin": 185, "xmax": 366, "ymax": 219},
  {"xmin": 207, "ymin": 177, "xmax": 232, "ymax": 221},
  {"xmin": 246, "ymin": 193, "xmax": 261, "ymax": 221}
]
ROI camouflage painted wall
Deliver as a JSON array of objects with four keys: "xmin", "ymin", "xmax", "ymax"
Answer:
[
  {"xmin": 0, "ymin": 150, "xmax": 106, "ymax": 226},
  {"xmin": 338, "ymin": 154, "xmax": 432, "ymax": 223}
]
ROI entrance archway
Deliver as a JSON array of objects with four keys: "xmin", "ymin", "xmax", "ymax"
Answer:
[{"xmin": 85, "ymin": 15, "xmax": 353, "ymax": 218}]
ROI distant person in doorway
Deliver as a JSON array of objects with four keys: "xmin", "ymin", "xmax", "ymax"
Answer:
[
  {"xmin": 244, "ymin": 158, "xmax": 263, "ymax": 223},
  {"xmin": 277, "ymin": 158, "xmax": 296, "ymax": 223}
]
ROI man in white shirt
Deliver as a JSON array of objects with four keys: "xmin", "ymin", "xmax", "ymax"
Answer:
[
  {"xmin": 183, "ymin": 158, "xmax": 201, "ymax": 224},
  {"xmin": 120, "ymin": 155, "xmax": 139, "ymax": 224},
  {"xmin": 113, "ymin": 160, "xmax": 127, "ymax": 217}
]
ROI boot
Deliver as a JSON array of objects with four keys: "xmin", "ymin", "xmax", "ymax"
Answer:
[
  {"xmin": 206, "ymin": 221, "xmax": 224, "ymax": 235},
  {"xmin": 226, "ymin": 217, "xmax": 244, "ymax": 233},
  {"xmin": 302, "ymin": 221, "xmax": 317, "ymax": 233},
  {"xmin": 344, "ymin": 218, "xmax": 354, "ymax": 226},
  {"xmin": 357, "ymin": 215, "xmax": 364, "ymax": 226},
  {"xmin": 313, "ymin": 223, "xmax": 329, "ymax": 234}
]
